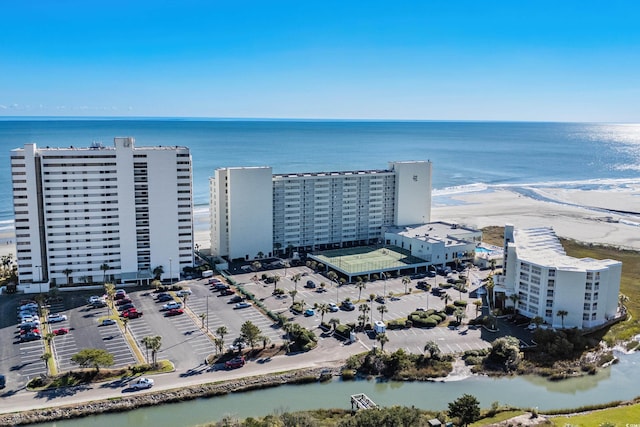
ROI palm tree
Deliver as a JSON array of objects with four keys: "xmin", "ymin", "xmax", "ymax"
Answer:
[
  {"xmin": 141, "ymin": 336, "xmax": 155, "ymax": 363},
  {"xmin": 356, "ymin": 279, "xmax": 366, "ymax": 301},
  {"xmin": 473, "ymin": 300, "xmax": 482, "ymax": 317},
  {"xmin": 368, "ymin": 294, "xmax": 376, "ymax": 319},
  {"xmin": 257, "ymin": 251, "xmax": 264, "ymax": 259},
  {"xmin": 40, "ymin": 352, "xmax": 52, "ymax": 372},
  {"xmin": 316, "ymin": 303, "xmax": 329, "ymax": 324},
  {"xmin": 271, "ymin": 274, "xmax": 281, "ymax": 293},
  {"xmin": 358, "ymin": 303, "xmax": 370, "ymax": 329},
  {"xmin": 557, "ymin": 309, "xmax": 568, "ymax": 329},
  {"xmin": 454, "ymin": 307, "xmax": 466, "ymax": 325},
  {"xmin": 441, "ymin": 293, "xmax": 451, "ymax": 306},
  {"xmin": 104, "ymin": 283, "xmax": 116, "ymax": 308},
  {"xmin": 289, "ymin": 289, "xmax": 298, "ymax": 305},
  {"xmin": 100, "ymin": 263, "xmax": 111, "ymax": 284},
  {"xmin": 292, "ymin": 273, "xmax": 301, "ymax": 292},
  {"xmin": 485, "ymin": 274, "xmax": 495, "ymax": 310},
  {"xmin": 327, "ymin": 271, "xmax": 339, "ymax": 303},
  {"xmin": 216, "ymin": 326, "xmax": 228, "ymax": 343},
  {"xmin": 402, "ymin": 276, "xmax": 411, "ymax": 294},
  {"xmin": 62, "ymin": 268, "xmax": 73, "ymax": 286},
  {"xmin": 148, "ymin": 335, "xmax": 162, "ymax": 367},
  {"xmin": 199, "ymin": 313, "xmax": 207, "ymax": 329},
  {"xmin": 376, "ymin": 333, "xmax": 389, "ymax": 352},
  {"xmin": 509, "ymin": 294, "xmax": 521, "ymax": 314},
  {"xmin": 377, "ymin": 304, "xmax": 389, "ymax": 322},
  {"xmin": 320, "ymin": 282, "xmax": 327, "ymax": 293},
  {"xmin": 152, "ymin": 265, "xmax": 164, "ymax": 280},
  {"xmin": 328, "ymin": 317, "xmax": 340, "ymax": 332},
  {"xmin": 252, "ymin": 261, "xmax": 262, "ymax": 272},
  {"xmin": 213, "ymin": 337, "xmax": 224, "ymax": 355},
  {"xmin": 423, "ymin": 341, "xmax": 441, "ymax": 360}
]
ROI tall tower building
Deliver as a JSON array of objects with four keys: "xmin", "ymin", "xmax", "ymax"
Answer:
[
  {"xmin": 210, "ymin": 161, "xmax": 432, "ymax": 260},
  {"xmin": 10, "ymin": 137, "xmax": 194, "ymax": 292}
]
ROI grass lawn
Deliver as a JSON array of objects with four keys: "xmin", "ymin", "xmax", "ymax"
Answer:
[
  {"xmin": 470, "ymin": 410, "xmax": 526, "ymax": 426},
  {"xmin": 481, "ymin": 226, "xmax": 640, "ymax": 344},
  {"xmin": 550, "ymin": 403, "xmax": 640, "ymax": 426}
]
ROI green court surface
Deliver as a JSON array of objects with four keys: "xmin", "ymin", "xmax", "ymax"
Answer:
[{"xmin": 312, "ymin": 246, "xmax": 426, "ymax": 274}]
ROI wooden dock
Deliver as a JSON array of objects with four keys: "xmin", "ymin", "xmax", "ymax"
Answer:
[{"xmin": 350, "ymin": 393, "xmax": 378, "ymax": 411}]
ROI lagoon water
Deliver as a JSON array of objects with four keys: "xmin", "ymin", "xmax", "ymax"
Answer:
[{"xmin": 32, "ymin": 351, "xmax": 640, "ymax": 427}]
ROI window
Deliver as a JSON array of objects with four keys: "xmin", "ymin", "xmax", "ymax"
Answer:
[
  {"xmin": 592, "ymin": 302, "xmax": 598, "ymax": 310},
  {"xmin": 583, "ymin": 313, "xmax": 590, "ymax": 321},
  {"xmin": 584, "ymin": 303, "xmax": 590, "ymax": 311}
]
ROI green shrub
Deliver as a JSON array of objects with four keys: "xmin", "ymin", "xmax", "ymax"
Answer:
[
  {"xmin": 335, "ymin": 324, "xmax": 352, "ymax": 338},
  {"xmin": 453, "ymin": 300, "xmax": 467, "ymax": 307},
  {"xmin": 341, "ymin": 369, "xmax": 356, "ymax": 380},
  {"xmin": 445, "ymin": 304, "xmax": 456, "ymax": 314},
  {"xmin": 427, "ymin": 315, "xmax": 442, "ymax": 324},
  {"xmin": 387, "ymin": 319, "xmax": 406, "ymax": 329}
]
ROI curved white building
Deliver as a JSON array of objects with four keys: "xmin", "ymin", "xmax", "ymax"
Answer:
[{"xmin": 498, "ymin": 224, "xmax": 621, "ymax": 329}]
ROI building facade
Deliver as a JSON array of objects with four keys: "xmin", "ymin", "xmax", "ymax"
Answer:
[
  {"xmin": 210, "ymin": 161, "xmax": 432, "ymax": 260},
  {"xmin": 497, "ymin": 224, "xmax": 621, "ymax": 329},
  {"xmin": 10, "ymin": 137, "xmax": 194, "ymax": 292}
]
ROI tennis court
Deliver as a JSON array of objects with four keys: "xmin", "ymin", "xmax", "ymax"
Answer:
[{"xmin": 312, "ymin": 246, "xmax": 427, "ymax": 275}]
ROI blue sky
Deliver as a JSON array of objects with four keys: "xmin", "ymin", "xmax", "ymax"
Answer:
[{"xmin": 1, "ymin": 1, "xmax": 639, "ymax": 121}]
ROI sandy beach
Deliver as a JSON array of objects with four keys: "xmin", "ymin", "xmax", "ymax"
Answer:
[{"xmin": 432, "ymin": 186, "xmax": 640, "ymax": 250}]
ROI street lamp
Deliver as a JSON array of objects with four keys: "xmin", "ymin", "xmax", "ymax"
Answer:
[{"xmin": 169, "ymin": 258, "xmax": 173, "ymax": 286}]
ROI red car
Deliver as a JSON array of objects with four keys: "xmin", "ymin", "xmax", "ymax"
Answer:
[
  {"xmin": 219, "ymin": 288, "xmax": 234, "ymax": 296},
  {"xmin": 225, "ymin": 356, "xmax": 245, "ymax": 369},
  {"xmin": 165, "ymin": 308, "xmax": 184, "ymax": 317},
  {"xmin": 123, "ymin": 310, "xmax": 143, "ymax": 319},
  {"xmin": 52, "ymin": 328, "xmax": 69, "ymax": 335},
  {"xmin": 20, "ymin": 328, "xmax": 40, "ymax": 335}
]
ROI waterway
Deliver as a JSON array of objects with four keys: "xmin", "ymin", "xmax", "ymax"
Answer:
[{"xmin": 34, "ymin": 350, "xmax": 640, "ymax": 427}]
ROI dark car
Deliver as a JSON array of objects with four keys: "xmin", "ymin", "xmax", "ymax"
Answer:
[
  {"xmin": 117, "ymin": 303, "xmax": 135, "ymax": 312},
  {"xmin": 304, "ymin": 280, "xmax": 316, "ymax": 288},
  {"xmin": 341, "ymin": 301, "xmax": 355, "ymax": 311},
  {"xmin": 20, "ymin": 332, "xmax": 42, "ymax": 342},
  {"xmin": 116, "ymin": 298, "xmax": 133, "ymax": 306},
  {"xmin": 0, "ymin": 374, "xmax": 5, "ymax": 389},
  {"xmin": 157, "ymin": 293, "xmax": 173, "ymax": 302},
  {"xmin": 416, "ymin": 281, "xmax": 429, "ymax": 290},
  {"xmin": 220, "ymin": 288, "xmax": 234, "ymax": 296},
  {"xmin": 375, "ymin": 295, "xmax": 386, "ymax": 304},
  {"xmin": 225, "ymin": 356, "xmax": 245, "ymax": 369},
  {"xmin": 229, "ymin": 295, "xmax": 243, "ymax": 304},
  {"xmin": 212, "ymin": 283, "xmax": 230, "ymax": 291}
]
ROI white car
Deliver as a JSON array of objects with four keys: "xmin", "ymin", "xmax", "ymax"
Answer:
[
  {"xmin": 130, "ymin": 377, "xmax": 154, "ymax": 390},
  {"xmin": 88, "ymin": 295, "xmax": 104, "ymax": 304},
  {"xmin": 176, "ymin": 288, "xmax": 192, "ymax": 297},
  {"xmin": 20, "ymin": 317, "xmax": 41, "ymax": 326},
  {"xmin": 162, "ymin": 301, "xmax": 182, "ymax": 311},
  {"xmin": 48, "ymin": 313, "xmax": 68, "ymax": 323},
  {"xmin": 328, "ymin": 303, "xmax": 339, "ymax": 312}
]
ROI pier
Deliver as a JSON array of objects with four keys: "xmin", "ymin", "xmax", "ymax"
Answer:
[{"xmin": 350, "ymin": 393, "xmax": 378, "ymax": 411}]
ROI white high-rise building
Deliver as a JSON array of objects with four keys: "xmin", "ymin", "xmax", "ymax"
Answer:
[
  {"xmin": 498, "ymin": 224, "xmax": 621, "ymax": 329},
  {"xmin": 10, "ymin": 137, "xmax": 194, "ymax": 292},
  {"xmin": 210, "ymin": 161, "xmax": 432, "ymax": 260}
]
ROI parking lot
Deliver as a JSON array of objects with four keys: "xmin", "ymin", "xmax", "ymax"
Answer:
[{"xmin": 230, "ymin": 265, "xmax": 494, "ymax": 354}]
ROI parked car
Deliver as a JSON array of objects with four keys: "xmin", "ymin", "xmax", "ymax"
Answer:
[
  {"xmin": 117, "ymin": 303, "xmax": 135, "ymax": 312},
  {"xmin": 122, "ymin": 308, "xmax": 143, "ymax": 318},
  {"xmin": 47, "ymin": 313, "xmax": 68, "ymax": 323},
  {"xmin": 375, "ymin": 295, "xmax": 386, "ymax": 304},
  {"xmin": 20, "ymin": 318, "xmax": 40, "ymax": 327},
  {"xmin": 224, "ymin": 356, "xmax": 245, "ymax": 369},
  {"xmin": 91, "ymin": 299, "xmax": 108, "ymax": 308},
  {"xmin": 304, "ymin": 280, "xmax": 316, "ymax": 288},
  {"xmin": 0, "ymin": 374, "xmax": 5, "ymax": 389},
  {"xmin": 176, "ymin": 288, "xmax": 192, "ymax": 297},
  {"xmin": 20, "ymin": 332, "xmax": 42, "ymax": 342},
  {"xmin": 88, "ymin": 295, "xmax": 103, "ymax": 304},
  {"xmin": 304, "ymin": 308, "xmax": 315, "ymax": 317},
  {"xmin": 162, "ymin": 301, "xmax": 182, "ymax": 311},
  {"xmin": 18, "ymin": 314, "xmax": 38, "ymax": 323},
  {"xmin": 20, "ymin": 328, "xmax": 40, "ymax": 335},
  {"xmin": 234, "ymin": 302, "xmax": 251, "ymax": 309},
  {"xmin": 157, "ymin": 293, "xmax": 173, "ymax": 302},
  {"xmin": 220, "ymin": 288, "xmax": 234, "ymax": 296},
  {"xmin": 19, "ymin": 322, "xmax": 39, "ymax": 332},
  {"xmin": 328, "ymin": 303, "xmax": 339, "ymax": 312},
  {"xmin": 52, "ymin": 328, "xmax": 69, "ymax": 335},
  {"xmin": 229, "ymin": 295, "xmax": 243, "ymax": 304},
  {"xmin": 341, "ymin": 301, "xmax": 355, "ymax": 311},
  {"xmin": 99, "ymin": 318, "xmax": 116, "ymax": 326},
  {"xmin": 165, "ymin": 308, "xmax": 184, "ymax": 317},
  {"xmin": 130, "ymin": 377, "xmax": 154, "ymax": 390},
  {"xmin": 212, "ymin": 283, "xmax": 230, "ymax": 291},
  {"xmin": 18, "ymin": 303, "xmax": 38, "ymax": 311},
  {"xmin": 116, "ymin": 298, "xmax": 133, "ymax": 306}
]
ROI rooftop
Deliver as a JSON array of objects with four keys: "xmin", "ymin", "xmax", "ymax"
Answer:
[{"xmin": 387, "ymin": 221, "xmax": 481, "ymax": 246}]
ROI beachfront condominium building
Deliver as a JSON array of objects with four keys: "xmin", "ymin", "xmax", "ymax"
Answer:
[
  {"xmin": 10, "ymin": 137, "xmax": 194, "ymax": 293},
  {"xmin": 210, "ymin": 161, "xmax": 432, "ymax": 260},
  {"xmin": 497, "ymin": 224, "xmax": 621, "ymax": 329}
]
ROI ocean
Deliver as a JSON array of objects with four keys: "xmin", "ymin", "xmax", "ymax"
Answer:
[{"xmin": 1, "ymin": 119, "xmax": 640, "ymax": 231}]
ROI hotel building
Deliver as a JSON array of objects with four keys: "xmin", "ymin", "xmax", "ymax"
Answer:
[
  {"xmin": 210, "ymin": 161, "xmax": 432, "ymax": 261},
  {"xmin": 497, "ymin": 224, "xmax": 621, "ymax": 329},
  {"xmin": 10, "ymin": 137, "xmax": 194, "ymax": 292}
]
